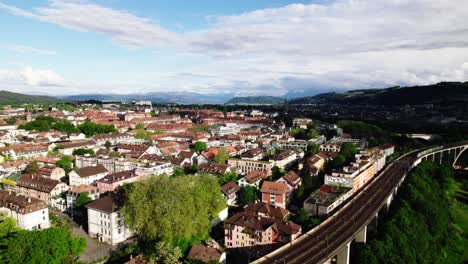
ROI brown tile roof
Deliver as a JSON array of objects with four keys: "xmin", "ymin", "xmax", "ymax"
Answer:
[
  {"xmin": 0, "ymin": 190, "xmax": 46, "ymax": 214},
  {"xmin": 74, "ymin": 164, "xmax": 108, "ymax": 178},
  {"xmin": 85, "ymin": 195, "xmax": 119, "ymax": 213},
  {"xmin": 220, "ymin": 181, "xmax": 240, "ymax": 196},
  {"xmin": 187, "ymin": 244, "xmax": 222, "ymax": 263},
  {"xmin": 97, "ymin": 170, "xmax": 138, "ymax": 184},
  {"xmin": 69, "ymin": 184, "xmax": 98, "ymax": 194},
  {"xmin": 199, "ymin": 163, "xmax": 230, "ymax": 175},
  {"xmin": 261, "ymin": 181, "xmax": 288, "ymax": 195},
  {"xmin": 245, "ymin": 201, "xmax": 289, "ymax": 220},
  {"xmin": 281, "ymin": 171, "xmax": 302, "ymax": 187},
  {"xmin": 244, "ymin": 170, "xmax": 268, "ymax": 184},
  {"xmin": 16, "ymin": 175, "xmax": 61, "ymax": 193}
]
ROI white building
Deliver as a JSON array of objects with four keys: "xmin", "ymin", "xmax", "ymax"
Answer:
[
  {"xmin": 86, "ymin": 195, "xmax": 132, "ymax": 245},
  {"xmin": 69, "ymin": 165, "xmax": 109, "ymax": 186},
  {"xmin": 0, "ymin": 190, "xmax": 50, "ymax": 230}
]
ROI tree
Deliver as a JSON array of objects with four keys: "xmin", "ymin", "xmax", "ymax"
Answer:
[
  {"xmin": 4, "ymin": 117, "xmax": 16, "ymax": 125},
  {"xmin": 75, "ymin": 192, "xmax": 92, "ymax": 208},
  {"xmin": 308, "ymin": 142, "xmax": 320, "ymax": 156},
  {"xmin": 340, "ymin": 142, "xmax": 358, "ymax": 162},
  {"xmin": 307, "ymin": 129, "xmax": 319, "ymax": 139},
  {"xmin": 0, "ymin": 227, "xmax": 86, "ymax": 263},
  {"xmin": 173, "ymin": 168, "xmax": 185, "ymax": 177},
  {"xmin": 24, "ymin": 161, "xmax": 38, "ymax": 175},
  {"xmin": 331, "ymin": 154, "xmax": 346, "ymax": 169},
  {"xmin": 104, "ymin": 140, "xmax": 112, "ymax": 149},
  {"xmin": 148, "ymin": 241, "xmax": 182, "ymax": 264},
  {"xmin": 77, "ymin": 121, "xmax": 117, "ymax": 137},
  {"xmin": 271, "ymin": 166, "xmax": 286, "ymax": 180},
  {"xmin": 238, "ymin": 186, "xmax": 258, "ymax": 206},
  {"xmin": 56, "ymin": 156, "xmax": 73, "ymax": 174},
  {"xmin": 0, "ymin": 217, "xmax": 19, "ymax": 238},
  {"xmin": 289, "ymin": 209, "xmax": 320, "ymax": 232},
  {"xmin": 135, "ymin": 122, "xmax": 145, "ymax": 130},
  {"xmin": 214, "ymin": 148, "xmax": 230, "ymax": 164},
  {"xmin": 184, "ymin": 164, "xmax": 199, "ymax": 174},
  {"xmin": 72, "ymin": 148, "xmax": 95, "ymax": 156},
  {"xmin": 122, "ymin": 175, "xmax": 225, "ymax": 244},
  {"xmin": 218, "ymin": 171, "xmax": 238, "ymax": 185},
  {"xmin": 193, "ymin": 141, "xmax": 207, "ymax": 153}
]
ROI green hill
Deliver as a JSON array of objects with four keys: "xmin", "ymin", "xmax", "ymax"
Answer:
[
  {"xmin": 225, "ymin": 96, "xmax": 285, "ymax": 105},
  {"xmin": 0, "ymin": 90, "xmax": 65, "ymax": 104},
  {"xmin": 289, "ymin": 82, "xmax": 468, "ymax": 105}
]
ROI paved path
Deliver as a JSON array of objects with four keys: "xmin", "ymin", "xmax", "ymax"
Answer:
[{"xmin": 52, "ymin": 211, "xmax": 114, "ymax": 263}]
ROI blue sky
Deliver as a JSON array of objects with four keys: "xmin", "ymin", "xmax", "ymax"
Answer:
[{"xmin": 0, "ymin": 0, "xmax": 467, "ymax": 97}]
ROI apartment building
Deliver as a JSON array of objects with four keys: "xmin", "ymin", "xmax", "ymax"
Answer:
[
  {"xmin": 86, "ymin": 195, "xmax": 132, "ymax": 245},
  {"xmin": 0, "ymin": 190, "xmax": 50, "ymax": 230},
  {"xmin": 228, "ymin": 159, "xmax": 273, "ymax": 176}
]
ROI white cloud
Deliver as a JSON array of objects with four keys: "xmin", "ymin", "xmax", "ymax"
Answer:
[
  {"xmin": 6, "ymin": 44, "xmax": 58, "ymax": 55},
  {"xmin": 0, "ymin": 66, "xmax": 65, "ymax": 87},
  {"xmin": 1, "ymin": 0, "xmax": 468, "ymax": 95}
]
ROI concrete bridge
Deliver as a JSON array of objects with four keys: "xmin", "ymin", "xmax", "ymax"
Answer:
[{"xmin": 252, "ymin": 141, "xmax": 468, "ymax": 264}]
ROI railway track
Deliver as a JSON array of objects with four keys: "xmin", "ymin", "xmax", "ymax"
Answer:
[{"xmin": 255, "ymin": 155, "xmax": 417, "ymax": 264}]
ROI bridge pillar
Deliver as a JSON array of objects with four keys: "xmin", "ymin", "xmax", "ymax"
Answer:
[
  {"xmin": 355, "ymin": 226, "xmax": 367, "ymax": 243},
  {"xmin": 386, "ymin": 193, "xmax": 393, "ymax": 211},
  {"xmin": 336, "ymin": 242, "xmax": 351, "ymax": 264}
]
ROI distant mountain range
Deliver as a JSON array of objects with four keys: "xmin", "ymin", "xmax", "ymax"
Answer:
[
  {"xmin": 225, "ymin": 96, "xmax": 285, "ymax": 105},
  {"xmin": 288, "ymin": 82, "xmax": 468, "ymax": 105},
  {"xmin": 0, "ymin": 90, "xmax": 65, "ymax": 104},
  {"xmin": 1, "ymin": 81, "xmax": 467, "ymax": 105},
  {"xmin": 62, "ymin": 92, "xmax": 233, "ymax": 104}
]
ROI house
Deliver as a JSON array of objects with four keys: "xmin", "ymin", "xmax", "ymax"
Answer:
[
  {"xmin": 220, "ymin": 181, "xmax": 240, "ymax": 206},
  {"xmin": 269, "ymin": 150, "xmax": 302, "ymax": 169},
  {"xmin": 66, "ymin": 184, "xmax": 100, "ymax": 209},
  {"xmin": 303, "ymin": 185, "xmax": 353, "ymax": 216},
  {"xmin": 261, "ymin": 181, "xmax": 289, "ymax": 209},
  {"xmin": 37, "ymin": 165, "xmax": 66, "ymax": 181},
  {"xmin": 0, "ymin": 190, "xmax": 50, "ymax": 230},
  {"xmin": 307, "ymin": 154, "xmax": 326, "ymax": 176},
  {"xmin": 224, "ymin": 212, "xmax": 301, "ymax": 248},
  {"xmin": 199, "ymin": 163, "xmax": 231, "ymax": 175},
  {"xmin": 97, "ymin": 170, "xmax": 143, "ymax": 194},
  {"xmin": 187, "ymin": 243, "xmax": 226, "ymax": 264},
  {"xmin": 57, "ymin": 140, "xmax": 96, "ymax": 155},
  {"xmin": 93, "ymin": 133, "xmax": 135, "ymax": 146},
  {"xmin": 0, "ymin": 144, "xmax": 51, "ymax": 160},
  {"xmin": 16, "ymin": 175, "xmax": 69, "ymax": 207},
  {"xmin": 227, "ymin": 159, "xmax": 273, "ymax": 176},
  {"xmin": 276, "ymin": 171, "xmax": 302, "ymax": 195},
  {"xmin": 238, "ymin": 170, "xmax": 268, "ymax": 188},
  {"xmin": 86, "ymin": 195, "xmax": 132, "ymax": 245},
  {"xmin": 0, "ymin": 160, "xmax": 27, "ymax": 177},
  {"xmin": 240, "ymin": 148, "xmax": 265, "ymax": 161},
  {"xmin": 178, "ymin": 151, "xmax": 197, "ymax": 165},
  {"xmin": 69, "ymin": 165, "xmax": 109, "ymax": 186},
  {"xmin": 244, "ymin": 201, "xmax": 290, "ymax": 220}
]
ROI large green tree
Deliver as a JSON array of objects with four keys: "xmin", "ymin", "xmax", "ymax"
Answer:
[{"xmin": 122, "ymin": 175, "xmax": 225, "ymax": 244}]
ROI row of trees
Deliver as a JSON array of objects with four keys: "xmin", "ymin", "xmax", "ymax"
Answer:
[
  {"xmin": 18, "ymin": 116, "xmax": 116, "ymax": 137},
  {"xmin": 357, "ymin": 162, "xmax": 466, "ymax": 263}
]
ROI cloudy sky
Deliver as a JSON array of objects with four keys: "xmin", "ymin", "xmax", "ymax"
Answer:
[{"xmin": 0, "ymin": 0, "xmax": 467, "ymax": 97}]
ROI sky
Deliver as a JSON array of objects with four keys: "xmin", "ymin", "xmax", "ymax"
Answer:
[{"xmin": 0, "ymin": 0, "xmax": 467, "ymax": 97}]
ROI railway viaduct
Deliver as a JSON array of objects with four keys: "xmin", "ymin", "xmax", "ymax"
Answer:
[{"xmin": 252, "ymin": 141, "xmax": 468, "ymax": 264}]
